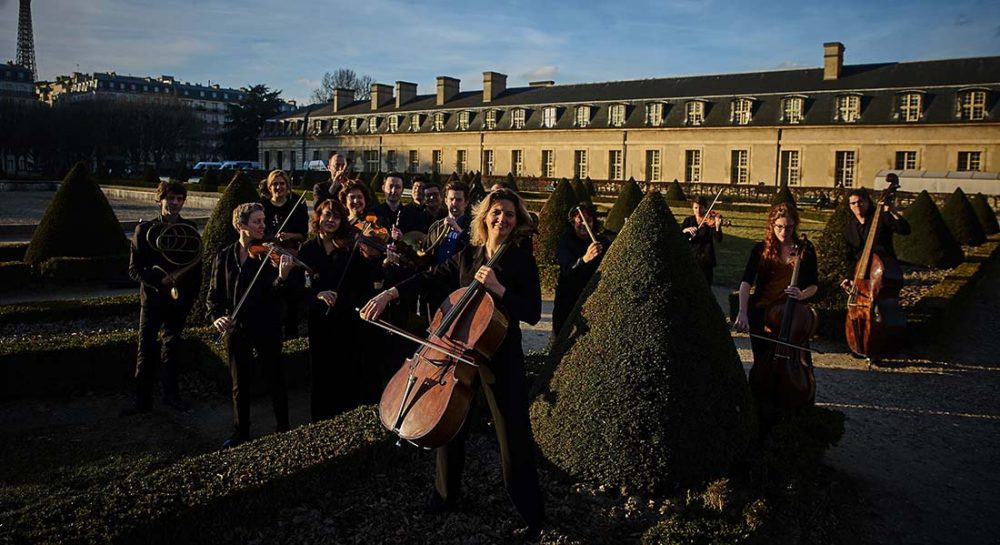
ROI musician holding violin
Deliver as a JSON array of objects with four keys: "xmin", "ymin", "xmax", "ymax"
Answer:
[
  {"xmin": 734, "ymin": 203, "xmax": 818, "ymax": 429},
  {"xmin": 122, "ymin": 180, "xmax": 202, "ymax": 416},
  {"xmin": 359, "ymin": 188, "xmax": 545, "ymax": 536},
  {"xmin": 553, "ymin": 202, "xmax": 609, "ymax": 338},
  {"xmin": 259, "ymin": 170, "xmax": 309, "ymax": 339},
  {"xmin": 208, "ymin": 202, "xmax": 296, "ymax": 449},
  {"xmin": 681, "ymin": 195, "xmax": 724, "ymax": 285},
  {"xmin": 296, "ymin": 198, "xmax": 376, "ymax": 421}
]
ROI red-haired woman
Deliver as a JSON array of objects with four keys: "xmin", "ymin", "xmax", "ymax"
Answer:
[{"xmin": 297, "ymin": 198, "xmax": 376, "ymax": 421}]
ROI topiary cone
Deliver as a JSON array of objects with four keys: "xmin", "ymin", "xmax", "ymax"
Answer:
[
  {"xmin": 25, "ymin": 162, "xmax": 129, "ymax": 264},
  {"xmin": 771, "ymin": 184, "xmax": 796, "ymax": 207},
  {"xmin": 504, "ymin": 171, "xmax": 519, "ymax": 192},
  {"xmin": 531, "ymin": 191, "xmax": 756, "ymax": 492},
  {"xmin": 571, "ymin": 176, "xmax": 591, "ymax": 204},
  {"xmin": 191, "ymin": 170, "xmax": 262, "ymax": 323},
  {"xmin": 815, "ymin": 195, "xmax": 853, "ymax": 305},
  {"xmin": 894, "ymin": 190, "xmax": 963, "ymax": 268},
  {"xmin": 664, "ymin": 179, "xmax": 687, "ymax": 202},
  {"xmin": 533, "ymin": 178, "xmax": 578, "ymax": 266},
  {"xmin": 971, "ymin": 193, "xmax": 999, "ymax": 235},
  {"xmin": 604, "ymin": 177, "xmax": 643, "ymax": 234},
  {"xmin": 941, "ymin": 187, "xmax": 986, "ymax": 246}
]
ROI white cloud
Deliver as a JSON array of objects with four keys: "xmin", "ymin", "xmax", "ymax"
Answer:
[{"xmin": 520, "ymin": 65, "xmax": 558, "ymax": 81}]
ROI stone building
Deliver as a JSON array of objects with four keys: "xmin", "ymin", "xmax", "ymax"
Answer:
[{"xmin": 259, "ymin": 43, "xmax": 999, "ymax": 188}]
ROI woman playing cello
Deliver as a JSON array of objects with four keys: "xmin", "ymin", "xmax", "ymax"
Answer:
[
  {"xmin": 359, "ymin": 188, "xmax": 545, "ymax": 537},
  {"xmin": 734, "ymin": 203, "xmax": 818, "ymax": 428}
]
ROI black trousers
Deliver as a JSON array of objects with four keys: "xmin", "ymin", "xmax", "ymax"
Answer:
[
  {"xmin": 699, "ymin": 264, "xmax": 715, "ymax": 286},
  {"xmin": 134, "ymin": 298, "xmax": 189, "ymax": 404},
  {"xmin": 281, "ymin": 284, "xmax": 302, "ymax": 339},
  {"xmin": 307, "ymin": 309, "xmax": 366, "ymax": 422},
  {"xmin": 226, "ymin": 326, "xmax": 289, "ymax": 439},
  {"xmin": 434, "ymin": 339, "xmax": 544, "ymax": 528}
]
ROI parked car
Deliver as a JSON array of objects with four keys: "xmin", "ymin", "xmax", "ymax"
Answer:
[
  {"xmin": 220, "ymin": 160, "xmax": 261, "ymax": 171},
  {"xmin": 302, "ymin": 160, "xmax": 328, "ymax": 171},
  {"xmin": 187, "ymin": 161, "xmax": 223, "ymax": 183}
]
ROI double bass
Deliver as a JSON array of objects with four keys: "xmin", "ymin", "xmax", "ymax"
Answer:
[
  {"xmin": 372, "ymin": 242, "xmax": 511, "ymax": 448},
  {"xmin": 749, "ymin": 236, "xmax": 817, "ymax": 409},
  {"xmin": 845, "ymin": 177, "xmax": 906, "ymax": 358}
]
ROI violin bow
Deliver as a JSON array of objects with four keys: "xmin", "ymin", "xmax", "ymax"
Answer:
[
  {"xmin": 218, "ymin": 244, "xmax": 275, "ymax": 343},
  {"xmin": 696, "ymin": 188, "xmax": 725, "ymax": 230},
  {"xmin": 575, "ymin": 206, "xmax": 598, "ymax": 244},
  {"xmin": 744, "ymin": 332, "xmax": 824, "ymax": 354},
  {"xmin": 273, "ymin": 188, "xmax": 308, "ymax": 239},
  {"xmin": 325, "ymin": 236, "xmax": 361, "ymax": 316},
  {"xmin": 356, "ymin": 308, "xmax": 477, "ymax": 366}
]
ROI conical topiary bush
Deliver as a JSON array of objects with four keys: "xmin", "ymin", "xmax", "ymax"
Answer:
[
  {"xmin": 25, "ymin": 162, "xmax": 129, "ymax": 264},
  {"xmin": 192, "ymin": 171, "xmax": 261, "ymax": 322},
  {"xmin": 664, "ymin": 179, "xmax": 687, "ymax": 202},
  {"xmin": 533, "ymin": 178, "xmax": 578, "ymax": 266},
  {"xmin": 531, "ymin": 191, "xmax": 756, "ymax": 492},
  {"xmin": 771, "ymin": 185, "xmax": 796, "ymax": 207},
  {"xmin": 501, "ymin": 171, "xmax": 518, "ymax": 192},
  {"xmin": 585, "ymin": 176, "xmax": 596, "ymax": 199},
  {"xmin": 941, "ymin": 187, "xmax": 986, "ymax": 246},
  {"xmin": 571, "ymin": 176, "xmax": 591, "ymax": 204},
  {"xmin": 894, "ymin": 190, "xmax": 963, "ymax": 268},
  {"xmin": 971, "ymin": 193, "xmax": 999, "ymax": 235},
  {"xmin": 604, "ymin": 177, "xmax": 643, "ymax": 234},
  {"xmin": 815, "ymin": 196, "xmax": 853, "ymax": 305}
]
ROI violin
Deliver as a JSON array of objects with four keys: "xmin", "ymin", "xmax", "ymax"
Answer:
[
  {"xmin": 749, "ymin": 235, "xmax": 817, "ymax": 410},
  {"xmin": 247, "ymin": 239, "xmax": 318, "ymax": 286}
]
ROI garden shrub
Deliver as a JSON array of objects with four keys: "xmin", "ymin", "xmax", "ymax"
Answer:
[
  {"xmin": 894, "ymin": 190, "xmax": 963, "ymax": 268},
  {"xmin": 24, "ymin": 162, "xmax": 129, "ymax": 265},
  {"xmin": 0, "ymin": 261, "xmax": 31, "ymax": 289},
  {"xmin": 940, "ymin": 187, "xmax": 986, "ymax": 246},
  {"xmin": 0, "ymin": 294, "xmax": 139, "ymax": 325},
  {"xmin": 1, "ymin": 407, "xmax": 399, "ymax": 545},
  {"xmin": 970, "ymin": 193, "xmax": 999, "ymax": 235},
  {"xmin": 604, "ymin": 177, "xmax": 643, "ymax": 234},
  {"xmin": 814, "ymin": 196, "xmax": 853, "ymax": 307},
  {"xmin": 0, "ymin": 242, "xmax": 29, "ymax": 263},
  {"xmin": 533, "ymin": 178, "xmax": 578, "ymax": 268},
  {"xmin": 664, "ymin": 179, "xmax": 687, "ymax": 202},
  {"xmin": 504, "ymin": 171, "xmax": 519, "ymax": 192},
  {"xmin": 572, "ymin": 175, "xmax": 591, "ymax": 204},
  {"xmin": 531, "ymin": 192, "xmax": 756, "ymax": 492},
  {"xmin": 35, "ymin": 255, "xmax": 130, "ymax": 283},
  {"xmin": 770, "ymin": 185, "xmax": 796, "ymax": 207}
]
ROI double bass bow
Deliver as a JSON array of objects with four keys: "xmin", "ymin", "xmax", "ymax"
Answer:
[
  {"xmin": 748, "ymin": 235, "xmax": 818, "ymax": 410},
  {"xmin": 844, "ymin": 176, "xmax": 905, "ymax": 359},
  {"xmin": 363, "ymin": 242, "xmax": 512, "ymax": 448}
]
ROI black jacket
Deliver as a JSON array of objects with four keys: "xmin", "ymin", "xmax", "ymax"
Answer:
[
  {"xmin": 842, "ymin": 211, "xmax": 911, "ymax": 277},
  {"xmin": 681, "ymin": 215, "xmax": 723, "ymax": 268},
  {"xmin": 260, "ymin": 194, "xmax": 309, "ymax": 240},
  {"xmin": 128, "ymin": 215, "xmax": 202, "ymax": 306},
  {"xmin": 207, "ymin": 242, "xmax": 286, "ymax": 329},
  {"xmin": 373, "ymin": 202, "xmax": 432, "ymax": 234},
  {"xmin": 296, "ymin": 237, "xmax": 376, "ymax": 321}
]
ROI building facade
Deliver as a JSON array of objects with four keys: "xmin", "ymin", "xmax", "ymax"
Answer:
[
  {"xmin": 260, "ymin": 43, "xmax": 999, "ymax": 189},
  {"xmin": 1, "ymin": 62, "xmax": 38, "ymax": 172}
]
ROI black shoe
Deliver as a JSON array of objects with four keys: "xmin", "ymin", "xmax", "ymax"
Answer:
[
  {"xmin": 220, "ymin": 434, "xmax": 248, "ymax": 450},
  {"xmin": 119, "ymin": 401, "xmax": 152, "ymax": 417},
  {"xmin": 424, "ymin": 491, "xmax": 458, "ymax": 514},
  {"xmin": 162, "ymin": 396, "xmax": 192, "ymax": 413}
]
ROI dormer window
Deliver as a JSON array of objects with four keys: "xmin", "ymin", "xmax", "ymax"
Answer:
[
  {"xmin": 458, "ymin": 111, "xmax": 470, "ymax": 130},
  {"xmin": 609, "ymin": 104, "xmax": 626, "ymax": 127},
  {"xmin": 897, "ymin": 92, "xmax": 923, "ymax": 122},
  {"xmin": 957, "ymin": 89, "xmax": 987, "ymax": 121},
  {"xmin": 330, "ymin": 119, "xmax": 340, "ymax": 134},
  {"xmin": 543, "ymin": 107, "xmax": 558, "ymax": 128},
  {"xmin": 368, "ymin": 117, "xmax": 379, "ymax": 133},
  {"xmin": 645, "ymin": 102, "xmax": 663, "ymax": 126},
  {"xmin": 574, "ymin": 105, "xmax": 591, "ymax": 128},
  {"xmin": 731, "ymin": 98, "xmax": 753, "ymax": 125},
  {"xmin": 484, "ymin": 109, "xmax": 497, "ymax": 130},
  {"xmin": 388, "ymin": 115, "xmax": 399, "ymax": 133},
  {"xmin": 512, "ymin": 108, "xmax": 526, "ymax": 129},
  {"xmin": 684, "ymin": 101, "xmax": 704, "ymax": 126},
  {"xmin": 433, "ymin": 112, "xmax": 446, "ymax": 131},
  {"xmin": 410, "ymin": 113, "xmax": 422, "ymax": 131},
  {"xmin": 349, "ymin": 118, "xmax": 359, "ymax": 132},
  {"xmin": 782, "ymin": 97, "xmax": 804, "ymax": 124},
  {"xmin": 835, "ymin": 94, "xmax": 861, "ymax": 123}
]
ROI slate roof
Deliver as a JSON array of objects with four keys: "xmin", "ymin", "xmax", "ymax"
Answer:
[{"xmin": 265, "ymin": 56, "xmax": 1000, "ymax": 134}]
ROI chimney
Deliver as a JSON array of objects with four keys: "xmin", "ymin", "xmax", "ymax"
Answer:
[
  {"xmin": 371, "ymin": 83, "xmax": 393, "ymax": 110},
  {"xmin": 331, "ymin": 87, "xmax": 355, "ymax": 112},
  {"xmin": 529, "ymin": 80, "xmax": 555, "ymax": 87},
  {"xmin": 396, "ymin": 81, "xmax": 416, "ymax": 107},
  {"xmin": 483, "ymin": 71, "xmax": 507, "ymax": 103},
  {"xmin": 823, "ymin": 42, "xmax": 845, "ymax": 81},
  {"xmin": 436, "ymin": 76, "xmax": 460, "ymax": 106}
]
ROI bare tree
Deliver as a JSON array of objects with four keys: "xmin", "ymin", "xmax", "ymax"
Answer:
[{"xmin": 310, "ymin": 68, "xmax": 373, "ymax": 104}]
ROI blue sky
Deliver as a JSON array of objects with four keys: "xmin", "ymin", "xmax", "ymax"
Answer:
[{"xmin": 2, "ymin": 0, "xmax": 998, "ymax": 105}]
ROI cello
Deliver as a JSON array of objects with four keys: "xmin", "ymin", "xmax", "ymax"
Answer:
[
  {"xmin": 368, "ymin": 242, "xmax": 512, "ymax": 448},
  {"xmin": 845, "ymin": 177, "xmax": 906, "ymax": 358},
  {"xmin": 749, "ymin": 235, "xmax": 818, "ymax": 410}
]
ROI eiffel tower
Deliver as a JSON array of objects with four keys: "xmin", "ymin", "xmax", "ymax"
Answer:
[{"xmin": 16, "ymin": 0, "xmax": 36, "ymax": 81}]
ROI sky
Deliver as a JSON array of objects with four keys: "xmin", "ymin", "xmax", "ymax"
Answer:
[{"xmin": 1, "ymin": 0, "xmax": 998, "ymax": 105}]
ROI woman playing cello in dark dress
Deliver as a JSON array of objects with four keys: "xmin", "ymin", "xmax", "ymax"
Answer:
[{"xmin": 359, "ymin": 188, "xmax": 545, "ymax": 537}]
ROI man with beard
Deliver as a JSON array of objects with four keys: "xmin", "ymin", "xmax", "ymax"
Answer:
[{"xmin": 552, "ymin": 203, "xmax": 610, "ymax": 338}]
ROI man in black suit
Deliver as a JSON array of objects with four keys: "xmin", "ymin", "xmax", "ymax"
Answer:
[{"xmin": 840, "ymin": 174, "xmax": 911, "ymax": 292}]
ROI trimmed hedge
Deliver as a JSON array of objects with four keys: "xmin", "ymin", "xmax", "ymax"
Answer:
[
  {"xmin": 24, "ymin": 162, "xmax": 129, "ymax": 265},
  {"xmin": 941, "ymin": 187, "xmax": 986, "ymax": 246},
  {"xmin": 604, "ymin": 177, "xmax": 643, "ymax": 234},
  {"xmin": 0, "ymin": 242, "xmax": 28, "ymax": 263},
  {"xmin": 894, "ymin": 190, "xmax": 963, "ymax": 268},
  {"xmin": 814, "ymin": 196, "xmax": 853, "ymax": 309},
  {"xmin": 0, "ymin": 294, "xmax": 139, "ymax": 325},
  {"xmin": 531, "ymin": 191, "xmax": 756, "ymax": 492},
  {"xmin": 771, "ymin": 185, "xmax": 796, "ymax": 207},
  {"xmin": 36, "ymin": 255, "xmax": 131, "ymax": 283},
  {"xmin": 1, "ymin": 406, "xmax": 400, "ymax": 545},
  {"xmin": 664, "ymin": 179, "xmax": 687, "ymax": 201},
  {"xmin": 0, "ymin": 261, "xmax": 31, "ymax": 289},
  {"xmin": 971, "ymin": 193, "xmax": 1000, "ymax": 235},
  {"xmin": 571, "ymin": 176, "xmax": 591, "ymax": 204},
  {"xmin": 533, "ymin": 178, "xmax": 577, "ymax": 268}
]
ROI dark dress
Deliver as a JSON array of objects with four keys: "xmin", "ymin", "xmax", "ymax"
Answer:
[
  {"xmin": 393, "ymin": 239, "xmax": 545, "ymax": 528},
  {"xmin": 297, "ymin": 237, "xmax": 376, "ymax": 421},
  {"xmin": 207, "ymin": 242, "xmax": 290, "ymax": 441},
  {"xmin": 681, "ymin": 215, "xmax": 723, "ymax": 285},
  {"xmin": 552, "ymin": 231, "xmax": 611, "ymax": 337},
  {"xmin": 261, "ymin": 194, "xmax": 309, "ymax": 339},
  {"xmin": 127, "ymin": 215, "xmax": 202, "ymax": 407}
]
